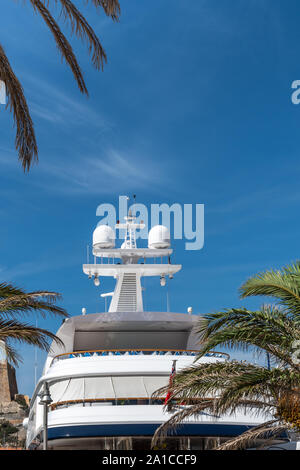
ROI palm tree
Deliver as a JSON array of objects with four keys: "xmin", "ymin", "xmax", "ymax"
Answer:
[
  {"xmin": 0, "ymin": 282, "xmax": 68, "ymax": 365},
  {"xmin": 152, "ymin": 262, "xmax": 300, "ymax": 450},
  {"xmin": 0, "ymin": 0, "xmax": 121, "ymax": 171}
]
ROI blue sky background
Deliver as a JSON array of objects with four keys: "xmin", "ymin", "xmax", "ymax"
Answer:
[{"xmin": 1, "ymin": 0, "xmax": 300, "ymax": 396}]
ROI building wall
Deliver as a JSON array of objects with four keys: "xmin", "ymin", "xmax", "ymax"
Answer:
[{"xmin": 0, "ymin": 361, "xmax": 18, "ymax": 403}]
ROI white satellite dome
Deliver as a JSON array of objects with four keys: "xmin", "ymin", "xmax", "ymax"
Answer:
[
  {"xmin": 93, "ymin": 225, "xmax": 115, "ymax": 249},
  {"xmin": 121, "ymin": 241, "xmax": 133, "ymax": 249},
  {"xmin": 148, "ymin": 225, "xmax": 171, "ymax": 249}
]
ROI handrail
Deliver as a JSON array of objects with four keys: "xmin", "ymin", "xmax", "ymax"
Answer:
[
  {"xmin": 50, "ymin": 396, "xmax": 211, "ymax": 410},
  {"xmin": 51, "ymin": 397, "xmax": 164, "ymax": 410},
  {"xmin": 51, "ymin": 349, "xmax": 230, "ymax": 364}
]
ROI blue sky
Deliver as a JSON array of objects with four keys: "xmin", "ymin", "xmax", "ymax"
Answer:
[{"xmin": 1, "ymin": 0, "xmax": 300, "ymax": 396}]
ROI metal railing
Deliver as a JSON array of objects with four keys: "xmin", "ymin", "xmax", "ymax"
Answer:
[
  {"xmin": 50, "ymin": 396, "xmax": 215, "ymax": 410},
  {"xmin": 50, "ymin": 397, "xmax": 164, "ymax": 410},
  {"xmin": 51, "ymin": 349, "xmax": 229, "ymax": 364}
]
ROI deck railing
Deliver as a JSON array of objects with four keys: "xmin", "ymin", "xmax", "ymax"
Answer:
[
  {"xmin": 51, "ymin": 397, "xmax": 164, "ymax": 410},
  {"xmin": 51, "ymin": 349, "xmax": 229, "ymax": 365},
  {"xmin": 50, "ymin": 397, "xmax": 214, "ymax": 410}
]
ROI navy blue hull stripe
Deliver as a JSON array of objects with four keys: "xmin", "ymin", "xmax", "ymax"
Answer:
[{"xmin": 48, "ymin": 423, "xmax": 259, "ymax": 440}]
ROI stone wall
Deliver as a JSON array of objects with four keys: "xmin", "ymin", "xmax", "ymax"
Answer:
[
  {"xmin": 0, "ymin": 360, "xmax": 18, "ymax": 402},
  {"xmin": 0, "ymin": 358, "xmax": 28, "ymax": 447}
]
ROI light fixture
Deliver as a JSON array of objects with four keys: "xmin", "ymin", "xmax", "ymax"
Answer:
[
  {"xmin": 38, "ymin": 383, "xmax": 52, "ymax": 406},
  {"xmin": 38, "ymin": 383, "xmax": 52, "ymax": 451},
  {"xmin": 160, "ymin": 276, "xmax": 166, "ymax": 287},
  {"xmin": 94, "ymin": 276, "xmax": 100, "ymax": 287}
]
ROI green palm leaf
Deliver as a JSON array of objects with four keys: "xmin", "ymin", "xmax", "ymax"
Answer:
[
  {"xmin": 0, "ymin": 319, "xmax": 64, "ymax": 365},
  {"xmin": 2, "ymin": 0, "xmax": 121, "ymax": 169},
  {"xmin": 215, "ymin": 420, "xmax": 288, "ymax": 450},
  {"xmin": 0, "ymin": 282, "xmax": 68, "ymax": 365},
  {"xmin": 152, "ymin": 261, "xmax": 300, "ymax": 449},
  {"xmin": 196, "ymin": 306, "xmax": 300, "ymax": 370},
  {"xmin": 240, "ymin": 261, "xmax": 300, "ymax": 319},
  {"xmin": 0, "ymin": 283, "xmax": 67, "ymax": 318}
]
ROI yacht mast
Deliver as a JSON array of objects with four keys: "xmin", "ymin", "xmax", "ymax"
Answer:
[{"xmin": 83, "ymin": 206, "xmax": 181, "ymax": 313}]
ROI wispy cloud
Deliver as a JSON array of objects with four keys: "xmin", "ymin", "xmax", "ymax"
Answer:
[
  {"xmin": 0, "ymin": 72, "xmax": 169, "ymax": 196},
  {"xmin": 34, "ymin": 147, "xmax": 168, "ymax": 195},
  {"xmin": 0, "ymin": 255, "xmax": 78, "ymax": 282},
  {"xmin": 23, "ymin": 73, "xmax": 113, "ymax": 133},
  {"xmin": 0, "ymin": 147, "xmax": 17, "ymax": 168}
]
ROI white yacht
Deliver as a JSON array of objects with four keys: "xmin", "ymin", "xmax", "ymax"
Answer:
[{"xmin": 24, "ymin": 207, "xmax": 283, "ymax": 450}]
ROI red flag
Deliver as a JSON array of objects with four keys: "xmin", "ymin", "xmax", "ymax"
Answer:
[{"xmin": 165, "ymin": 360, "xmax": 177, "ymax": 410}]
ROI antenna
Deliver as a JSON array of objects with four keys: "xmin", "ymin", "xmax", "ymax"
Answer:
[{"xmin": 83, "ymin": 195, "xmax": 181, "ymax": 313}]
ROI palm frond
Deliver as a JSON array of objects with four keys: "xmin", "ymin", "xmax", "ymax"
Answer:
[
  {"xmin": 195, "ymin": 306, "xmax": 300, "ymax": 369},
  {"xmin": 0, "ymin": 294, "xmax": 67, "ymax": 318},
  {"xmin": 151, "ymin": 401, "xmax": 215, "ymax": 448},
  {"xmin": 214, "ymin": 368, "xmax": 300, "ymax": 414},
  {"xmin": 45, "ymin": 0, "xmax": 107, "ymax": 70},
  {"xmin": 0, "ymin": 283, "xmax": 61, "ymax": 300},
  {"xmin": 153, "ymin": 361, "xmax": 299, "ymax": 413},
  {"xmin": 3, "ymin": 343, "xmax": 22, "ymax": 367},
  {"xmin": 150, "ymin": 358, "xmax": 300, "ymax": 446},
  {"xmin": 0, "ymin": 44, "xmax": 38, "ymax": 171},
  {"xmin": 151, "ymin": 398, "xmax": 274, "ymax": 449},
  {"xmin": 29, "ymin": 0, "xmax": 88, "ymax": 94},
  {"xmin": 197, "ymin": 306, "xmax": 298, "ymax": 345},
  {"xmin": 0, "ymin": 318, "xmax": 63, "ymax": 365},
  {"xmin": 0, "ymin": 283, "xmax": 67, "ymax": 318},
  {"xmin": 152, "ymin": 362, "xmax": 267, "ymax": 400},
  {"xmin": 2, "ymin": 0, "xmax": 120, "ymax": 170},
  {"xmin": 0, "ymin": 282, "xmax": 67, "ymax": 365},
  {"xmin": 240, "ymin": 261, "xmax": 300, "ymax": 318},
  {"xmin": 215, "ymin": 420, "xmax": 287, "ymax": 450},
  {"xmin": 0, "ymin": 283, "xmax": 28, "ymax": 299},
  {"xmin": 155, "ymin": 262, "xmax": 300, "ymax": 448},
  {"xmin": 88, "ymin": 0, "xmax": 121, "ymax": 21}
]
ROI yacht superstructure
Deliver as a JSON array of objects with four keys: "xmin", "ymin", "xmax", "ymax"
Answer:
[{"xmin": 25, "ymin": 206, "xmax": 278, "ymax": 450}]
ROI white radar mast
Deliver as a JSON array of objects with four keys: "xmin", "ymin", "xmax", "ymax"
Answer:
[{"xmin": 83, "ymin": 198, "xmax": 181, "ymax": 313}]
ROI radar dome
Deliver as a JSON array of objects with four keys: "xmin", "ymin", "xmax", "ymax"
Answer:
[
  {"xmin": 93, "ymin": 225, "xmax": 115, "ymax": 249},
  {"xmin": 148, "ymin": 225, "xmax": 170, "ymax": 249}
]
